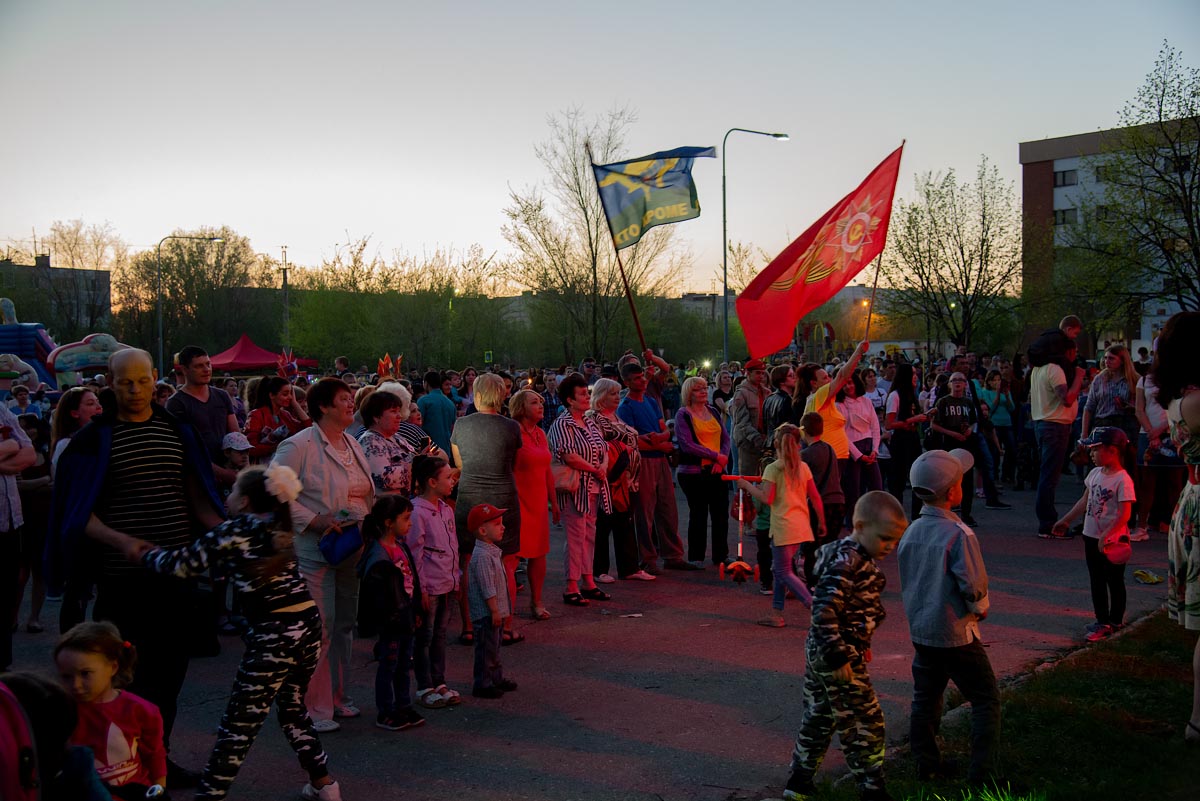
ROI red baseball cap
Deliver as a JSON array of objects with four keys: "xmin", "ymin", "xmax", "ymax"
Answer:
[
  {"xmin": 744, "ymin": 359, "xmax": 767, "ymax": 371},
  {"xmin": 467, "ymin": 503, "xmax": 507, "ymax": 532}
]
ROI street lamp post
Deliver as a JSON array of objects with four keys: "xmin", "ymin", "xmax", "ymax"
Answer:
[
  {"xmin": 722, "ymin": 127, "xmax": 789, "ymax": 364},
  {"xmin": 156, "ymin": 234, "xmax": 223, "ymax": 378}
]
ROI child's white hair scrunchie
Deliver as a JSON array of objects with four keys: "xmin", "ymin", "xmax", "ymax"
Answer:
[{"xmin": 263, "ymin": 464, "xmax": 303, "ymax": 504}]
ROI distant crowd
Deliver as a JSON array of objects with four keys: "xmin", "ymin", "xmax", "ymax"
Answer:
[{"xmin": 1, "ymin": 309, "xmax": 1198, "ymax": 801}]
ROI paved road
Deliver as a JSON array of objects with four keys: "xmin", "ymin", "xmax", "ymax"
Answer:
[{"xmin": 10, "ymin": 475, "xmax": 1169, "ymax": 800}]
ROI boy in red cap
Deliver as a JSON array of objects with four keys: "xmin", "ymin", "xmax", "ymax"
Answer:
[{"xmin": 466, "ymin": 504, "xmax": 519, "ymax": 699}]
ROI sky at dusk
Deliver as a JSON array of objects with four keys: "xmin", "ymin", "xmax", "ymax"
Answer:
[{"xmin": 3, "ymin": 1, "xmax": 1198, "ymax": 292}]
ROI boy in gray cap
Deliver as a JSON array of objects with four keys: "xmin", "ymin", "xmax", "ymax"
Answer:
[{"xmin": 897, "ymin": 449, "xmax": 1000, "ymax": 785}]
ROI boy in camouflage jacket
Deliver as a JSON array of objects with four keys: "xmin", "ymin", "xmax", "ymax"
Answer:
[{"xmin": 784, "ymin": 491, "xmax": 908, "ymax": 801}]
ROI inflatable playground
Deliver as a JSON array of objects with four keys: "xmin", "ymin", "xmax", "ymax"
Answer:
[{"xmin": 0, "ymin": 298, "xmax": 131, "ymax": 396}]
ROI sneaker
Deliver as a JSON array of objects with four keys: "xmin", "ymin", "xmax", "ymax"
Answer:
[
  {"xmin": 1084, "ymin": 621, "xmax": 1105, "ymax": 635},
  {"xmin": 495, "ymin": 678, "xmax": 518, "ymax": 692},
  {"xmin": 472, "ymin": 686, "xmax": 505, "ymax": 699},
  {"xmin": 783, "ymin": 770, "xmax": 816, "ymax": 801},
  {"xmin": 395, "ymin": 707, "xmax": 425, "ymax": 729},
  {"xmin": 416, "ymin": 688, "xmax": 449, "ymax": 709},
  {"xmin": 759, "ymin": 585, "xmax": 774, "ymax": 596},
  {"xmin": 595, "ymin": 573, "xmax": 616, "ymax": 584},
  {"xmin": 961, "ymin": 515, "xmax": 979, "ymax": 527},
  {"xmin": 624, "ymin": 570, "xmax": 657, "ymax": 581},
  {"xmin": 333, "ymin": 703, "xmax": 360, "ymax": 718},
  {"xmin": 757, "ymin": 612, "xmax": 786, "ymax": 628},
  {"xmin": 300, "ymin": 780, "xmax": 343, "ymax": 801},
  {"xmin": 1085, "ymin": 624, "xmax": 1113, "ymax": 642},
  {"xmin": 1130, "ymin": 527, "xmax": 1150, "ymax": 542},
  {"xmin": 984, "ymin": 500, "xmax": 1012, "ymax": 510},
  {"xmin": 375, "ymin": 713, "xmax": 404, "ymax": 731},
  {"xmin": 310, "ymin": 718, "xmax": 340, "ymax": 733}
]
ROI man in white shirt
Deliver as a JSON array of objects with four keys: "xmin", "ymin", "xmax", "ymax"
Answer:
[{"xmin": 1031, "ymin": 343, "xmax": 1084, "ymax": 538}]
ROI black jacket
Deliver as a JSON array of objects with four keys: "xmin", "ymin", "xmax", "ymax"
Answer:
[{"xmin": 356, "ymin": 539, "xmax": 422, "ymax": 638}]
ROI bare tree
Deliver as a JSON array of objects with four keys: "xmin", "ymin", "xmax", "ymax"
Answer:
[
  {"xmin": 501, "ymin": 108, "xmax": 682, "ymax": 360},
  {"xmin": 879, "ymin": 157, "xmax": 1023, "ymax": 348}
]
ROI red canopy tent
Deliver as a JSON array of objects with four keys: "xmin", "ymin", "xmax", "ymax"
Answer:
[{"xmin": 209, "ymin": 334, "xmax": 318, "ymax": 372}]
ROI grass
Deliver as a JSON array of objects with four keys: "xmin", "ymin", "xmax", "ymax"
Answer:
[{"xmin": 802, "ymin": 611, "xmax": 1196, "ymax": 801}]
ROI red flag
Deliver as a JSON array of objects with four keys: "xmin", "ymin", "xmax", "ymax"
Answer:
[{"xmin": 736, "ymin": 144, "xmax": 904, "ymax": 357}]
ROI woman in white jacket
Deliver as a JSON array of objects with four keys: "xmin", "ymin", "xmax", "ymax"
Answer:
[{"xmin": 272, "ymin": 377, "xmax": 375, "ymax": 733}]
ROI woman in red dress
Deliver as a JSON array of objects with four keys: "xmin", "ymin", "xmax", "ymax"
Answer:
[{"xmin": 511, "ymin": 388, "xmax": 559, "ymax": 620}]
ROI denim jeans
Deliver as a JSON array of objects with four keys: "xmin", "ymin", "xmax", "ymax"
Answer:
[
  {"xmin": 413, "ymin": 592, "xmax": 452, "ymax": 691},
  {"xmin": 1035, "ymin": 421, "xmax": 1072, "ymax": 528},
  {"xmin": 772, "ymin": 542, "xmax": 812, "ymax": 610},
  {"xmin": 472, "ymin": 615, "xmax": 504, "ymax": 690},
  {"xmin": 910, "ymin": 639, "xmax": 1000, "ymax": 783},
  {"xmin": 374, "ymin": 633, "xmax": 414, "ymax": 716}
]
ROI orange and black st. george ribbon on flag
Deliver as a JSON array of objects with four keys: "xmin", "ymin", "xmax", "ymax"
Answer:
[{"xmin": 736, "ymin": 144, "xmax": 904, "ymax": 358}]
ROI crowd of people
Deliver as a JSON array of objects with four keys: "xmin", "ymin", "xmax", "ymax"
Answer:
[{"xmin": 0, "ymin": 308, "xmax": 1198, "ymax": 801}]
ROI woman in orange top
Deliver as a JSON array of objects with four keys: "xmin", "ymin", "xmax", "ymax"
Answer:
[
  {"xmin": 675, "ymin": 376, "xmax": 732, "ymax": 566},
  {"xmin": 795, "ymin": 340, "xmax": 869, "ymax": 464}
]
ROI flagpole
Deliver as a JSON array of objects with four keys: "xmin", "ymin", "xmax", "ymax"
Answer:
[
  {"xmin": 862, "ymin": 254, "xmax": 883, "ymax": 341},
  {"xmin": 585, "ymin": 141, "xmax": 648, "ymax": 353}
]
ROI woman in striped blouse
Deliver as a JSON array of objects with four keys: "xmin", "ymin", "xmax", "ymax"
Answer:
[{"xmin": 547, "ymin": 372, "xmax": 612, "ymax": 607}]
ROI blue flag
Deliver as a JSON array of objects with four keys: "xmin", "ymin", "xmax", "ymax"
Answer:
[{"xmin": 592, "ymin": 146, "xmax": 716, "ymax": 250}]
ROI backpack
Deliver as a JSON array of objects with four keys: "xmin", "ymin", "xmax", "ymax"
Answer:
[{"xmin": 605, "ymin": 439, "xmax": 633, "ymax": 513}]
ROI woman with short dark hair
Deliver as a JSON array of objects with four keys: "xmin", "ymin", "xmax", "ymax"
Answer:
[
  {"xmin": 548, "ymin": 372, "xmax": 611, "ymax": 607},
  {"xmin": 357, "ymin": 390, "xmax": 412, "ymax": 496},
  {"xmin": 272, "ymin": 377, "xmax": 373, "ymax": 731}
]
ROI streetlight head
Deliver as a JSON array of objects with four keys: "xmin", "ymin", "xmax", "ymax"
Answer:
[{"xmin": 772, "ymin": 133, "xmax": 790, "ymax": 141}]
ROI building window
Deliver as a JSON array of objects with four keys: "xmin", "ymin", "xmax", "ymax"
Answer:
[
  {"xmin": 1094, "ymin": 164, "xmax": 1111, "ymax": 183},
  {"xmin": 1054, "ymin": 169, "xmax": 1078, "ymax": 187},
  {"xmin": 1054, "ymin": 208, "xmax": 1079, "ymax": 225},
  {"xmin": 1172, "ymin": 155, "xmax": 1192, "ymax": 174},
  {"xmin": 1096, "ymin": 205, "xmax": 1112, "ymax": 221}
]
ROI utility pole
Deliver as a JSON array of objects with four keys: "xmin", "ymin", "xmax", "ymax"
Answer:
[{"xmin": 280, "ymin": 245, "xmax": 290, "ymax": 351}]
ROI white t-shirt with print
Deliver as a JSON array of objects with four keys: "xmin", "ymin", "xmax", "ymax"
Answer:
[{"xmin": 1082, "ymin": 467, "xmax": 1135, "ymax": 540}]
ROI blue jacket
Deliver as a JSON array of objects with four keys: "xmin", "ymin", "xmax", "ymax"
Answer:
[{"xmin": 45, "ymin": 405, "xmax": 223, "ymax": 595}]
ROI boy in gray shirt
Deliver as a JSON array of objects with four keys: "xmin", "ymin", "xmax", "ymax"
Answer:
[
  {"xmin": 897, "ymin": 449, "xmax": 1000, "ymax": 785},
  {"xmin": 466, "ymin": 504, "xmax": 518, "ymax": 699}
]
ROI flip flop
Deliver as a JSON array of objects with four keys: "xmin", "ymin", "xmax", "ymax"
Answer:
[
  {"xmin": 1133, "ymin": 569, "xmax": 1163, "ymax": 585},
  {"xmin": 581, "ymin": 587, "xmax": 611, "ymax": 601},
  {"xmin": 529, "ymin": 607, "xmax": 551, "ymax": 621},
  {"xmin": 501, "ymin": 630, "xmax": 525, "ymax": 646}
]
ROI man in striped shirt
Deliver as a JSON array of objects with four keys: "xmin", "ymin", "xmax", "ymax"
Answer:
[{"xmin": 53, "ymin": 348, "xmax": 225, "ymax": 786}]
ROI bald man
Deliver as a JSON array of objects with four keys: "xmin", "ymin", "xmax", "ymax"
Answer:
[{"xmin": 49, "ymin": 348, "xmax": 224, "ymax": 785}]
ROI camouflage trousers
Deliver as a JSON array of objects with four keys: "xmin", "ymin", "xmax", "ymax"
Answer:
[{"xmin": 790, "ymin": 657, "xmax": 886, "ymax": 792}]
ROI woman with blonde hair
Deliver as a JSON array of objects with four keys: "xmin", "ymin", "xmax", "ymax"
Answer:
[
  {"xmin": 450, "ymin": 372, "xmax": 523, "ymax": 644},
  {"xmin": 1082, "ymin": 344, "xmax": 1140, "ymax": 451},
  {"xmin": 588, "ymin": 378, "xmax": 649, "ymax": 583},
  {"xmin": 675, "ymin": 375, "xmax": 731, "ymax": 566},
  {"xmin": 510, "ymin": 388, "xmax": 560, "ymax": 619}
]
